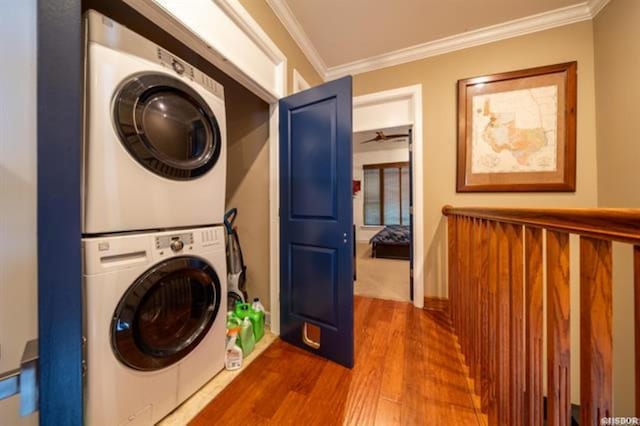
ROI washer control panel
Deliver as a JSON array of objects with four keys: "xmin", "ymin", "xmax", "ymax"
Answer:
[
  {"xmin": 152, "ymin": 227, "xmax": 223, "ymax": 260},
  {"xmin": 155, "ymin": 233, "xmax": 193, "ymax": 254}
]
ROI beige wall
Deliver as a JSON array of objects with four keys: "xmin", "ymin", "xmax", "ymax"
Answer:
[
  {"xmin": 595, "ymin": 0, "xmax": 640, "ymax": 208},
  {"xmin": 239, "ymin": 0, "xmax": 323, "ymax": 92},
  {"xmin": 224, "ymin": 80, "xmax": 272, "ymax": 309},
  {"xmin": 353, "ymin": 21, "xmax": 599, "ymax": 299},
  {"xmin": 594, "ymin": 0, "xmax": 640, "ymax": 415}
]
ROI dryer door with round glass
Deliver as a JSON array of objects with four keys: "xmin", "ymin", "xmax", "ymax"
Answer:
[
  {"xmin": 113, "ymin": 73, "xmax": 222, "ymax": 180},
  {"xmin": 112, "ymin": 256, "xmax": 222, "ymax": 371}
]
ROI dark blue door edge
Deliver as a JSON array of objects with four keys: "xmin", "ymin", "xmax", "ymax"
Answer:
[{"xmin": 37, "ymin": 0, "xmax": 84, "ymax": 424}]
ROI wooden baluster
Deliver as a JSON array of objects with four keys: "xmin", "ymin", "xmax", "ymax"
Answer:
[
  {"xmin": 508, "ymin": 224, "xmax": 524, "ymax": 425},
  {"xmin": 455, "ymin": 215, "xmax": 462, "ymax": 335},
  {"xmin": 487, "ymin": 221, "xmax": 499, "ymax": 424},
  {"xmin": 458, "ymin": 217, "xmax": 467, "ymax": 356},
  {"xmin": 473, "ymin": 218, "xmax": 482, "ymax": 392},
  {"xmin": 580, "ymin": 237, "xmax": 613, "ymax": 426},
  {"xmin": 479, "ymin": 220, "xmax": 490, "ymax": 413},
  {"xmin": 497, "ymin": 222, "xmax": 511, "ymax": 425},
  {"xmin": 463, "ymin": 217, "xmax": 471, "ymax": 365},
  {"xmin": 524, "ymin": 227, "xmax": 544, "ymax": 426},
  {"xmin": 448, "ymin": 215, "xmax": 457, "ymax": 333},
  {"xmin": 458, "ymin": 215, "xmax": 464, "ymax": 339},
  {"xmin": 455, "ymin": 217, "xmax": 462, "ymax": 345},
  {"xmin": 466, "ymin": 217, "xmax": 473, "ymax": 379},
  {"xmin": 635, "ymin": 246, "xmax": 640, "ymax": 417},
  {"xmin": 546, "ymin": 231, "xmax": 571, "ymax": 426}
]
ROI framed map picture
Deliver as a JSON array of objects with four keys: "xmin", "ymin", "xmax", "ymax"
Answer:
[{"xmin": 457, "ymin": 62, "xmax": 577, "ymax": 192}]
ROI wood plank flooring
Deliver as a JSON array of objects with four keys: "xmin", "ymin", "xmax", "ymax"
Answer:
[{"xmin": 190, "ymin": 297, "xmax": 483, "ymax": 425}]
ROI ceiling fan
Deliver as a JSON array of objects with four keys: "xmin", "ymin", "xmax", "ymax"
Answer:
[{"xmin": 361, "ymin": 130, "xmax": 409, "ymax": 144}]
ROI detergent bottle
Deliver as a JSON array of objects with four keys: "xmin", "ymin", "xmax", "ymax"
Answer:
[
  {"xmin": 238, "ymin": 317, "xmax": 255, "ymax": 357},
  {"xmin": 250, "ymin": 298, "xmax": 265, "ymax": 342},
  {"xmin": 235, "ymin": 302, "xmax": 264, "ymax": 342},
  {"xmin": 225, "ymin": 329, "xmax": 243, "ymax": 371}
]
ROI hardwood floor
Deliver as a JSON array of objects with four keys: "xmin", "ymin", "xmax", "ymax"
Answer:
[{"xmin": 190, "ymin": 297, "xmax": 483, "ymax": 425}]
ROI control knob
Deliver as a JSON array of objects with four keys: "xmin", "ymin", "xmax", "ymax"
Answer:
[
  {"xmin": 170, "ymin": 240, "xmax": 184, "ymax": 252},
  {"xmin": 172, "ymin": 59, "xmax": 185, "ymax": 75}
]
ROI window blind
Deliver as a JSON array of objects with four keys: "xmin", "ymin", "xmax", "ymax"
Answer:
[{"xmin": 363, "ymin": 162, "xmax": 410, "ymax": 226}]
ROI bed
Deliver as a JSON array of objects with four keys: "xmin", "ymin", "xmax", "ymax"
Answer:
[{"xmin": 369, "ymin": 225, "xmax": 411, "ymax": 260}]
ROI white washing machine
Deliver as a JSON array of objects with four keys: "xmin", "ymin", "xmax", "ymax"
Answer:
[
  {"xmin": 84, "ymin": 226, "xmax": 227, "ymax": 425},
  {"xmin": 83, "ymin": 10, "xmax": 227, "ymax": 234}
]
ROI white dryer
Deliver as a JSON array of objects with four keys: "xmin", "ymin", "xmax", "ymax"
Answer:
[
  {"xmin": 83, "ymin": 10, "xmax": 227, "ymax": 234},
  {"xmin": 84, "ymin": 226, "xmax": 227, "ymax": 425}
]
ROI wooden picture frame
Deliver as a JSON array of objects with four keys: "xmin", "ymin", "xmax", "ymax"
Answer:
[{"xmin": 457, "ymin": 62, "xmax": 577, "ymax": 192}]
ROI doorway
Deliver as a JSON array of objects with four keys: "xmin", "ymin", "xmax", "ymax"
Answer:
[
  {"xmin": 352, "ymin": 126, "xmax": 412, "ymax": 302},
  {"xmin": 353, "ymin": 85, "xmax": 424, "ymax": 308}
]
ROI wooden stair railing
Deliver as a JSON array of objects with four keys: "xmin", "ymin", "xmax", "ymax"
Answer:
[{"xmin": 442, "ymin": 205, "xmax": 640, "ymax": 426}]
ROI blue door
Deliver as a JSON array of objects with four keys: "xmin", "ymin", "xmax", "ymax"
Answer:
[{"xmin": 279, "ymin": 76, "xmax": 354, "ymax": 368}]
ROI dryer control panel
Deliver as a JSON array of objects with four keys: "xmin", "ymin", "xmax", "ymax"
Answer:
[{"xmin": 157, "ymin": 47, "xmax": 223, "ymax": 98}]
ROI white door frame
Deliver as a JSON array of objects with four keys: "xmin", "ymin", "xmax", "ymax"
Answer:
[{"xmin": 353, "ymin": 86, "xmax": 424, "ymax": 309}]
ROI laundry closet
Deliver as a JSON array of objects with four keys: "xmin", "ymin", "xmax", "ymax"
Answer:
[{"xmin": 81, "ymin": 1, "xmax": 272, "ymax": 424}]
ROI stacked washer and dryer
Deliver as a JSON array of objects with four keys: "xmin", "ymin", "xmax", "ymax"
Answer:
[{"xmin": 83, "ymin": 11, "xmax": 228, "ymax": 425}]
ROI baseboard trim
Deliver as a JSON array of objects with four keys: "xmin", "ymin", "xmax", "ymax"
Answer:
[{"xmin": 424, "ymin": 296, "xmax": 450, "ymax": 312}]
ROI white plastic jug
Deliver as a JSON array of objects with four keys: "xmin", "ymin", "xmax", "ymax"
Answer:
[{"xmin": 252, "ymin": 297, "xmax": 265, "ymax": 313}]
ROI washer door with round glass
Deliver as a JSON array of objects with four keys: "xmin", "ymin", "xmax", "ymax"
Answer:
[
  {"xmin": 113, "ymin": 73, "xmax": 222, "ymax": 180},
  {"xmin": 112, "ymin": 256, "xmax": 221, "ymax": 371}
]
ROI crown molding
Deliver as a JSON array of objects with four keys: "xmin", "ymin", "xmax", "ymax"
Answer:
[
  {"xmin": 268, "ymin": 1, "xmax": 610, "ymax": 82},
  {"xmin": 326, "ymin": 2, "xmax": 597, "ymax": 79},
  {"xmin": 266, "ymin": 0, "xmax": 329, "ymax": 80},
  {"xmin": 588, "ymin": 0, "xmax": 611, "ymax": 17}
]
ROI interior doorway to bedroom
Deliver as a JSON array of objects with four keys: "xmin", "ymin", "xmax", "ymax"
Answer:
[{"xmin": 352, "ymin": 125, "xmax": 412, "ymax": 302}]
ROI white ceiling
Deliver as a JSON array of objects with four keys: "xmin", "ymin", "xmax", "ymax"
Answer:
[{"xmin": 268, "ymin": 0, "xmax": 608, "ymax": 78}]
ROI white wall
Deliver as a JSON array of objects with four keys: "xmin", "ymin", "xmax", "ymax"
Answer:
[
  {"xmin": 0, "ymin": 1, "xmax": 39, "ymax": 424},
  {"xmin": 353, "ymin": 146, "xmax": 409, "ymax": 242}
]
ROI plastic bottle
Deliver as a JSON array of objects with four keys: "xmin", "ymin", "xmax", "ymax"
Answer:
[
  {"xmin": 225, "ymin": 330, "xmax": 243, "ymax": 371},
  {"xmin": 234, "ymin": 302, "xmax": 264, "ymax": 342},
  {"xmin": 238, "ymin": 317, "xmax": 255, "ymax": 357},
  {"xmin": 250, "ymin": 298, "xmax": 265, "ymax": 342},
  {"xmin": 251, "ymin": 298, "xmax": 265, "ymax": 313},
  {"xmin": 226, "ymin": 311, "xmax": 241, "ymax": 331}
]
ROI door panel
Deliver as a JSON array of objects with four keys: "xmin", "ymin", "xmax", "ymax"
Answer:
[
  {"xmin": 279, "ymin": 77, "xmax": 354, "ymax": 368},
  {"xmin": 290, "ymin": 98, "xmax": 338, "ymax": 219},
  {"xmin": 290, "ymin": 244, "xmax": 338, "ymax": 327}
]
